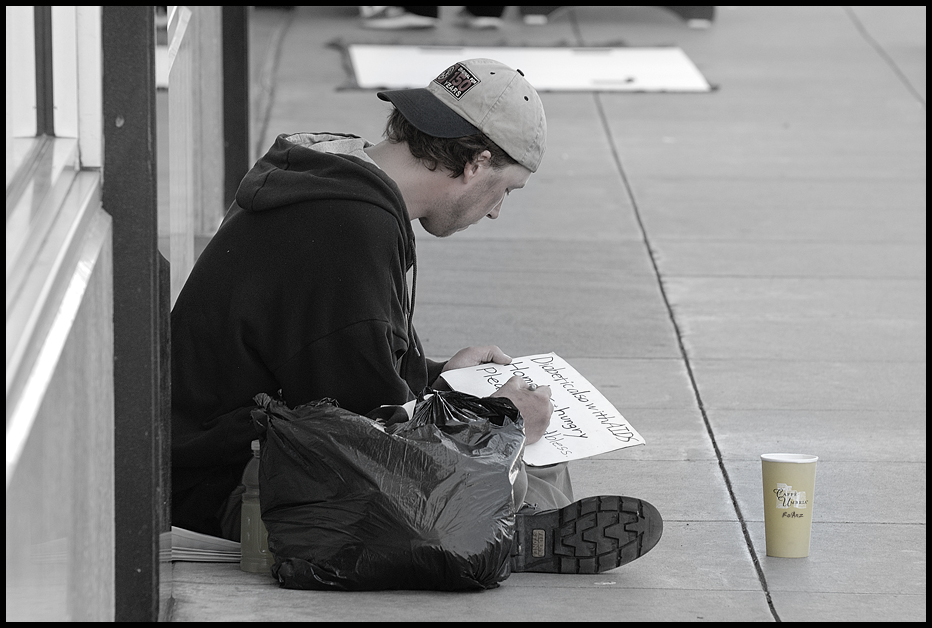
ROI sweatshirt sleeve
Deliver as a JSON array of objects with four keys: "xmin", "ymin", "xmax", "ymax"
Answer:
[
  {"xmin": 426, "ymin": 358, "xmax": 447, "ymax": 386},
  {"xmin": 274, "ymin": 318, "xmax": 415, "ymax": 416},
  {"xmin": 245, "ymin": 197, "xmax": 419, "ymax": 416}
]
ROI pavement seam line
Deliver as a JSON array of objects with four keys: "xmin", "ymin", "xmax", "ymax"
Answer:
[
  {"xmin": 590, "ymin": 91, "xmax": 782, "ymax": 622},
  {"xmin": 842, "ymin": 6, "xmax": 926, "ymax": 110},
  {"xmin": 560, "ymin": 14, "xmax": 786, "ymax": 619}
]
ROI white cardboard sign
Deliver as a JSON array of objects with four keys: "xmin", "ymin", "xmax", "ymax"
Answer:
[{"xmin": 348, "ymin": 45, "xmax": 711, "ymax": 92}]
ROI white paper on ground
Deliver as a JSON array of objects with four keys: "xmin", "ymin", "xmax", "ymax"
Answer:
[
  {"xmin": 439, "ymin": 352, "xmax": 645, "ymax": 466},
  {"xmin": 348, "ymin": 44, "xmax": 711, "ymax": 92},
  {"xmin": 171, "ymin": 526, "xmax": 240, "ymax": 562}
]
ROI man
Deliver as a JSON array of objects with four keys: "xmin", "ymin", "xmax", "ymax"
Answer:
[{"xmin": 171, "ymin": 58, "xmax": 661, "ymax": 573}]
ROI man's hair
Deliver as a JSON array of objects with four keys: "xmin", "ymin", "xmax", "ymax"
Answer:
[{"xmin": 384, "ymin": 107, "xmax": 519, "ymax": 178}]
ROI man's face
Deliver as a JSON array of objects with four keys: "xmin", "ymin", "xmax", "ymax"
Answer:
[{"xmin": 420, "ymin": 161, "xmax": 532, "ymax": 237}]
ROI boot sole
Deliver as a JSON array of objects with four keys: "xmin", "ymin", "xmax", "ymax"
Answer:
[{"xmin": 511, "ymin": 495, "xmax": 663, "ymax": 574}]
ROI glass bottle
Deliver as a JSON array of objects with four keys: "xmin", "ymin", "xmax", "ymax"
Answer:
[{"xmin": 240, "ymin": 439, "xmax": 274, "ymax": 573}]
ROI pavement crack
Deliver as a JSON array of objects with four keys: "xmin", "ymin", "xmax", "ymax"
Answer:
[
  {"xmin": 592, "ymin": 94, "xmax": 782, "ymax": 623},
  {"xmin": 843, "ymin": 6, "xmax": 926, "ymax": 109}
]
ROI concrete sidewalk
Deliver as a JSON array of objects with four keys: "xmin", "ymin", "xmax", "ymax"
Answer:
[{"xmin": 170, "ymin": 6, "xmax": 926, "ymax": 621}]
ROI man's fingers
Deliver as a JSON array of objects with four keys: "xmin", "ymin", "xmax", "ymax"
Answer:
[
  {"xmin": 500, "ymin": 375, "xmax": 550, "ymax": 394},
  {"xmin": 485, "ymin": 345, "xmax": 512, "ymax": 364}
]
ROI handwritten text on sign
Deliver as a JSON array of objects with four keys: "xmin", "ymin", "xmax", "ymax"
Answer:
[{"xmin": 439, "ymin": 353, "xmax": 645, "ymax": 466}]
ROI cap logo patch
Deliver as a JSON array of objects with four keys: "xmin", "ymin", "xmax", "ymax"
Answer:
[{"xmin": 433, "ymin": 63, "xmax": 480, "ymax": 100}]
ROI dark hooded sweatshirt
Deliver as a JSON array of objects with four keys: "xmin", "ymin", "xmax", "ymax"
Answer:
[{"xmin": 171, "ymin": 132, "xmax": 445, "ymax": 537}]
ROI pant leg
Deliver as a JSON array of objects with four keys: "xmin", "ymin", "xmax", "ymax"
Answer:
[
  {"xmin": 217, "ymin": 483, "xmax": 246, "ymax": 542},
  {"xmin": 464, "ymin": 6, "xmax": 506, "ymax": 18},
  {"xmin": 402, "ymin": 6, "xmax": 438, "ymax": 18},
  {"xmin": 513, "ymin": 461, "xmax": 574, "ymax": 511}
]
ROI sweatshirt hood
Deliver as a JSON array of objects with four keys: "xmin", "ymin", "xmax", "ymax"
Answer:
[
  {"xmin": 236, "ymin": 133, "xmax": 408, "ymax": 226},
  {"xmin": 233, "ymin": 132, "xmax": 421, "ymax": 357}
]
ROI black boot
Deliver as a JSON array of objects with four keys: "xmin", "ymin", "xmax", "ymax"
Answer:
[{"xmin": 511, "ymin": 495, "xmax": 663, "ymax": 573}]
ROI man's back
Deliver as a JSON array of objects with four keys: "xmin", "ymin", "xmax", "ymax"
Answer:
[{"xmin": 170, "ymin": 133, "xmax": 430, "ymax": 537}]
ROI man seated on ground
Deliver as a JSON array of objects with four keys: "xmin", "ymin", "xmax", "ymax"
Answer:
[{"xmin": 170, "ymin": 58, "xmax": 661, "ymax": 573}]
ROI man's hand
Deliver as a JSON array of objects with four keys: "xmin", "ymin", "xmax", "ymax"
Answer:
[
  {"xmin": 491, "ymin": 376, "xmax": 553, "ymax": 445},
  {"xmin": 436, "ymin": 346, "xmax": 552, "ymax": 443},
  {"xmin": 441, "ymin": 345, "xmax": 512, "ymax": 372}
]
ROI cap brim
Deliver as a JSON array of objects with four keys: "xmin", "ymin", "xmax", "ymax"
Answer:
[{"xmin": 378, "ymin": 88, "xmax": 479, "ymax": 138}]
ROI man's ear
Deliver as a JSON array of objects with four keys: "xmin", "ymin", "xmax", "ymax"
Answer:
[{"xmin": 463, "ymin": 150, "xmax": 493, "ymax": 183}]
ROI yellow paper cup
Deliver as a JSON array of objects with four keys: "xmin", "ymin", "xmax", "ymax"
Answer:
[{"xmin": 761, "ymin": 453, "xmax": 818, "ymax": 557}]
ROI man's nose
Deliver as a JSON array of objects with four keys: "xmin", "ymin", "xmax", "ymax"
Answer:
[{"xmin": 487, "ymin": 197, "xmax": 504, "ymax": 219}]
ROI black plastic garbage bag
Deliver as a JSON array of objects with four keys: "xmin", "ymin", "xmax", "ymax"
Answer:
[{"xmin": 250, "ymin": 389, "xmax": 525, "ymax": 591}]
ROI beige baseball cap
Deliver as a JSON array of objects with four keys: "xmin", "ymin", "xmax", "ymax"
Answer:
[{"xmin": 378, "ymin": 58, "xmax": 547, "ymax": 172}]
